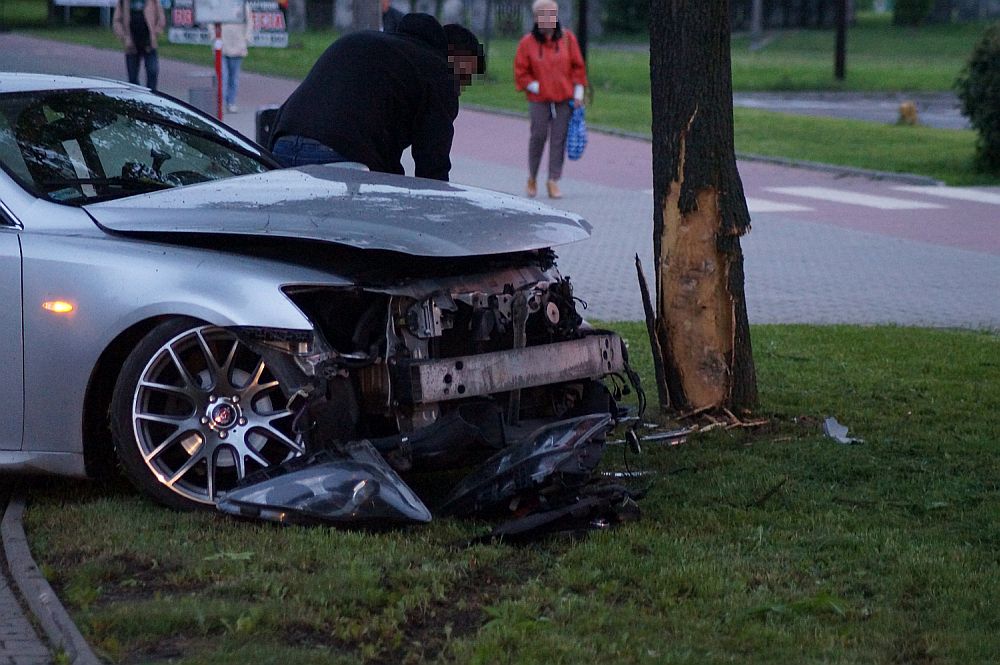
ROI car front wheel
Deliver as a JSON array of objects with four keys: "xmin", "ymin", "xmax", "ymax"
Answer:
[{"xmin": 111, "ymin": 318, "xmax": 305, "ymax": 509}]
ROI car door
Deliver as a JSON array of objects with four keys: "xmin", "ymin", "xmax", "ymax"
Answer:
[{"xmin": 0, "ymin": 204, "xmax": 23, "ymax": 451}]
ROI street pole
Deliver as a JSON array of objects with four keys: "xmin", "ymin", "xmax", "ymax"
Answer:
[
  {"xmin": 577, "ymin": 0, "xmax": 588, "ymax": 61},
  {"xmin": 834, "ymin": 0, "xmax": 847, "ymax": 81},
  {"xmin": 484, "ymin": 0, "xmax": 493, "ymax": 79},
  {"xmin": 750, "ymin": 0, "xmax": 763, "ymax": 48},
  {"xmin": 214, "ymin": 23, "xmax": 223, "ymax": 119}
]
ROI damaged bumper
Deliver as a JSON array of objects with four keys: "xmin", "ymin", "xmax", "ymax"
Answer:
[{"xmin": 396, "ymin": 333, "xmax": 624, "ymax": 404}]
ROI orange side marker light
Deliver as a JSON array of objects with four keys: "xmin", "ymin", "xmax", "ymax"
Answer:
[{"xmin": 42, "ymin": 300, "xmax": 75, "ymax": 314}]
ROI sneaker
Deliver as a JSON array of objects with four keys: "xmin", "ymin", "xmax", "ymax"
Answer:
[
  {"xmin": 227, "ymin": 104, "xmax": 239, "ymax": 113},
  {"xmin": 526, "ymin": 177, "xmax": 537, "ymax": 198}
]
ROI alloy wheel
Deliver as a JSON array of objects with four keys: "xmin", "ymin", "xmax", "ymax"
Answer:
[{"xmin": 130, "ymin": 325, "xmax": 303, "ymax": 505}]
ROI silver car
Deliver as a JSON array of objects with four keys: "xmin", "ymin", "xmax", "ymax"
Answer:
[{"xmin": 0, "ymin": 73, "xmax": 632, "ymax": 514}]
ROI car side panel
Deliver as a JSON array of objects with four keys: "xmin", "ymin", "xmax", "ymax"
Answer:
[
  {"xmin": 19, "ymin": 230, "xmax": 352, "ymax": 458},
  {"xmin": 0, "ymin": 228, "xmax": 23, "ymax": 451}
]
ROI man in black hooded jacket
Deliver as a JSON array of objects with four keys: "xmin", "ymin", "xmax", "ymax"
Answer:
[{"xmin": 269, "ymin": 14, "xmax": 482, "ymax": 182}]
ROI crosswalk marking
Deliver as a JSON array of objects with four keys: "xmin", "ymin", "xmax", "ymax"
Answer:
[
  {"xmin": 746, "ymin": 197, "xmax": 814, "ymax": 213},
  {"xmin": 643, "ymin": 190, "xmax": 815, "ymax": 213},
  {"xmin": 893, "ymin": 185, "xmax": 1000, "ymax": 206},
  {"xmin": 767, "ymin": 186, "xmax": 946, "ymax": 210}
]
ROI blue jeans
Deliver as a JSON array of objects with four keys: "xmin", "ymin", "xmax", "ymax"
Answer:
[
  {"xmin": 125, "ymin": 49, "xmax": 159, "ymax": 91},
  {"xmin": 223, "ymin": 56, "xmax": 243, "ymax": 106},
  {"xmin": 271, "ymin": 135, "xmax": 349, "ymax": 168}
]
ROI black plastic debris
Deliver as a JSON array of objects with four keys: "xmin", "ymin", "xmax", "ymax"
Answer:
[
  {"xmin": 217, "ymin": 442, "xmax": 432, "ymax": 526},
  {"xmin": 215, "ymin": 411, "xmax": 650, "ymax": 538},
  {"xmin": 475, "ymin": 483, "xmax": 645, "ymax": 543},
  {"xmin": 438, "ymin": 413, "xmax": 612, "ymax": 517}
]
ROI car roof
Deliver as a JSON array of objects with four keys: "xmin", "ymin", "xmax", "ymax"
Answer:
[{"xmin": 0, "ymin": 72, "xmax": 138, "ymax": 94}]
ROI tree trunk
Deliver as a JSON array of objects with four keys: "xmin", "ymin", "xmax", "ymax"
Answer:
[
  {"xmin": 351, "ymin": 0, "xmax": 380, "ymax": 31},
  {"xmin": 649, "ymin": 0, "xmax": 758, "ymax": 414},
  {"xmin": 750, "ymin": 0, "xmax": 764, "ymax": 44},
  {"xmin": 286, "ymin": 0, "xmax": 307, "ymax": 32}
]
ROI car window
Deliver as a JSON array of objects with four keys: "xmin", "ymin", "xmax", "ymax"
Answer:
[
  {"xmin": 0, "ymin": 88, "xmax": 273, "ymax": 205},
  {"xmin": 0, "ymin": 109, "xmax": 32, "ymax": 185}
]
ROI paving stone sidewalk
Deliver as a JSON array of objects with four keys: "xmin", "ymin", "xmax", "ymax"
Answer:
[{"xmin": 0, "ymin": 497, "xmax": 50, "ymax": 665}]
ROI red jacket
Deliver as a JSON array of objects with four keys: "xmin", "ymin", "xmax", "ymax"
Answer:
[{"xmin": 514, "ymin": 28, "xmax": 588, "ymax": 103}]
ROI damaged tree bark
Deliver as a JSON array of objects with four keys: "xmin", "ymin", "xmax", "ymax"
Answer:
[{"xmin": 649, "ymin": 0, "xmax": 758, "ymax": 413}]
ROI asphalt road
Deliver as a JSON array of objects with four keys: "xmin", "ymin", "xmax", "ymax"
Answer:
[
  {"xmin": 2, "ymin": 32, "xmax": 998, "ymax": 329},
  {"xmin": 732, "ymin": 91, "xmax": 969, "ymax": 130}
]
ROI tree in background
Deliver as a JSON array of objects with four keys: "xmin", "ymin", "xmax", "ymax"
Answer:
[
  {"xmin": 603, "ymin": 0, "xmax": 648, "ymax": 34},
  {"xmin": 955, "ymin": 23, "xmax": 1000, "ymax": 172},
  {"xmin": 893, "ymin": 0, "xmax": 934, "ymax": 24},
  {"xmin": 648, "ymin": 0, "xmax": 758, "ymax": 412}
]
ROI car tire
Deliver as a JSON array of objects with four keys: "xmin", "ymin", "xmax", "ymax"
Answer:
[{"xmin": 110, "ymin": 317, "xmax": 305, "ymax": 510}]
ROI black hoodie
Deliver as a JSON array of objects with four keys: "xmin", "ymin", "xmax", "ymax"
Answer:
[{"xmin": 272, "ymin": 13, "xmax": 458, "ymax": 181}]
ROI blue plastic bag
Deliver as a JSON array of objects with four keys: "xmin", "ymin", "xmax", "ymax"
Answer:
[{"xmin": 566, "ymin": 102, "xmax": 587, "ymax": 161}]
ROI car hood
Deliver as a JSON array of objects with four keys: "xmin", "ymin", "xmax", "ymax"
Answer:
[{"xmin": 85, "ymin": 166, "xmax": 591, "ymax": 257}]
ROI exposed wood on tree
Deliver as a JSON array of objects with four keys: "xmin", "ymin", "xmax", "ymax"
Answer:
[{"xmin": 650, "ymin": 0, "xmax": 758, "ymax": 413}]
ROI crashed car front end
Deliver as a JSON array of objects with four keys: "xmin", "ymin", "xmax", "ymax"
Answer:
[{"xmin": 226, "ymin": 258, "xmax": 640, "ymax": 531}]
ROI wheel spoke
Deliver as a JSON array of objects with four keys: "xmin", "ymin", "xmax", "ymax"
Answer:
[
  {"xmin": 206, "ymin": 456, "xmax": 217, "ymax": 500},
  {"xmin": 167, "ymin": 346, "xmax": 201, "ymax": 390},
  {"xmin": 167, "ymin": 450, "xmax": 205, "ymax": 487},
  {"xmin": 143, "ymin": 427, "xmax": 198, "ymax": 463},
  {"xmin": 246, "ymin": 379, "xmax": 281, "ymax": 401},
  {"xmin": 136, "ymin": 412, "xmax": 195, "ymax": 427},
  {"xmin": 259, "ymin": 425, "xmax": 304, "ymax": 454},
  {"xmin": 248, "ymin": 358, "xmax": 266, "ymax": 388},
  {"xmin": 233, "ymin": 448, "xmax": 246, "ymax": 479},
  {"xmin": 244, "ymin": 448, "xmax": 270, "ymax": 471},
  {"xmin": 220, "ymin": 339, "xmax": 239, "ymax": 380},
  {"xmin": 266, "ymin": 408, "xmax": 294, "ymax": 423},
  {"xmin": 195, "ymin": 328, "xmax": 222, "ymax": 376},
  {"xmin": 139, "ymin": 380, "xmax": 200, "ymax": 403}
]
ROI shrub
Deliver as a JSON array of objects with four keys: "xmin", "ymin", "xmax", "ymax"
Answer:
[
  {"xmin": 955, "ymin": 23, "xmax": 1000, "ymax": 172},
  {"xmin": 893, "ymin": 0, "xmax": 933, "ymax": 25}
]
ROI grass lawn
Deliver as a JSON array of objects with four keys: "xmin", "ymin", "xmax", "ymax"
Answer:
[{"xmin": 24, "ymin": 323, "xmax": 1000, "ymax": 664}]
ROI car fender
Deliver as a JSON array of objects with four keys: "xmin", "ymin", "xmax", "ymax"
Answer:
[{"xmin": 19, "ymin": 232, "xmax": 350, "ymax": 457}]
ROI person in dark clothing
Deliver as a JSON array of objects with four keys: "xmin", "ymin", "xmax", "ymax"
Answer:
[
  {"xmin": 112, "ymin": 0, "xmax": 166, "ymax": 91},
  {"xmin": 270, "ymin": 14, "xmax": 483, "ymax": 182},
  {"xmin": 381, "ymin": 0, "xmax": 404, "ymax": 32}
]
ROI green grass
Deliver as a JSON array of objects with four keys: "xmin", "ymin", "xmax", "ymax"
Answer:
[
  {"xmin": 19, "ymin": 11, "xmax": 999, "ymax": 185},
  {"xmin": 729, "ymin": 14, "xmax": 989, "ymax": 91},
  {"xmin": 24, "ymin": 324, "xmax": 1000, "ymax": 664}
]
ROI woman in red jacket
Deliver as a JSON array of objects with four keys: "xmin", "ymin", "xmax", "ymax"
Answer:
[{"xmin": 514, "ymin": 0, "xmax": 587, "ymax": 199}]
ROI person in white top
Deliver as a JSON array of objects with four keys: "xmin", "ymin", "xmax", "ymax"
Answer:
[{"xmin": 220, "ymin": 3, "xmax": 254, "ymax": 113}]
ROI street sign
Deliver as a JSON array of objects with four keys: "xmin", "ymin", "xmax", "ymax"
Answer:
[{"xmin": 194, "ymin": 0, "xmax": 244, "ymax": 24}]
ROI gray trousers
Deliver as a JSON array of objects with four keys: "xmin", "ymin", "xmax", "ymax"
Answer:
[{"xmin": 529, "ymin": 100, "xmax": 573, "ymax": 181}]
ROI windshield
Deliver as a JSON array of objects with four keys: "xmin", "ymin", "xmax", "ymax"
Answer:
[{"xmin": 0, "ymin": 87, "xmax": 273, "ymax": 205}]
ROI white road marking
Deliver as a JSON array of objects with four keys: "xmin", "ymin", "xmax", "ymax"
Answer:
[
  {"xmin": 767, "ymin": 186, "xmax": 946, "ymax": 210},
  {"xmin": 745, "ymin": 197, "xmax": 814, "ymax": 213},
  {"xmin": 643, "ymin": 190, "xmax": 814, "ymax": 214},
  {"xmin": 893, "ymin": 185, "xmax": 1000, "ymax": 206}
]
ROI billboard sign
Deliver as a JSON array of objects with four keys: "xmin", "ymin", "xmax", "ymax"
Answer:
[
  {"xmin": 169, "ymin": 0, "xmax": 288, "ymax": 47},
  {"xmin": 193, "ymin": 0, "xmax": 245, "ymax": 24}
]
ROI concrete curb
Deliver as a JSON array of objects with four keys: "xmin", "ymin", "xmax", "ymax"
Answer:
[
  {"xmin": 1, "ymin": 494, "xmax": 102, "ymax": 665},
  {"xmin": 462, "ymin": 103, "xmax": 945, "ymax": 186}
]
